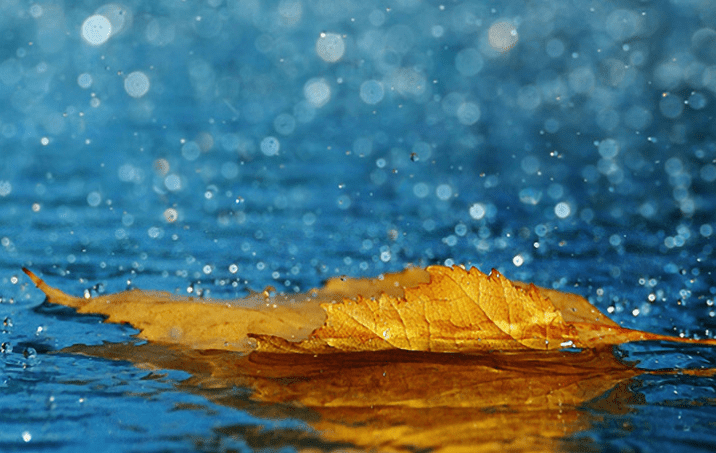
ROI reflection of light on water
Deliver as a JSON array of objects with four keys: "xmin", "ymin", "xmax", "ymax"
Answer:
[
  {"xmin": 260, "ymin": 136, "xmax": 280, "ymax": 156},
  {"xmin": 77, "ymin": 73, "xmax": 93, "ymax": 89},
  {"xmin": 554, "ymin": 202, "xmax": 572, "ymax": 219},
  {"xmin": 124, "ymin": 71, "xmax": 150, "ymax": 98},
  {"xmin": 360, "ymin": 80, "xmax": 384, "ymax": 105},
  {"xmin": 316, "ymin": 33, "xmax": 345, "ymax": 62},
  {"xmin": 488, "ymin": 21, "xmax": 518, "ymax": 53},
  {"xmin": 81, "ymin": 15, "xmax": 111, "ymax": 46},
  {"xmin": 303, "ymin": 78, "xmax": 331, "ymax": 107},
  {"xmin": 164, "ymin": 208, "xmax": 178, "ymax": 223},
  {"xmin": 0, "ymin": 181, "xmax": 11, "ymax": 197},
  {"xmin": 512, "ymin": 254, "xmax": 524, "ymax": 267},
  {"xmin": 81, "ymin": 5, "xmax": 133, "ymax": 46}
]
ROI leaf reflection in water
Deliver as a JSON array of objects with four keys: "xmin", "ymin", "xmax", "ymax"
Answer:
[{"xmin": 63, "ymin": 341, "xmax": 641, "ymax": 452}]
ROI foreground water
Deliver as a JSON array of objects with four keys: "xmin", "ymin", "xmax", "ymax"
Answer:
[{"xmin": 1, "ymin": 0, "xmax": 716, "ymax": 451}]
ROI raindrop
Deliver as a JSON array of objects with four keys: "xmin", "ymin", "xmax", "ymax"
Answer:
[
  {"xmin": 164, "ymin": 208, "xmax": 178, "ymax": 222},
  {"xmin": 194, "ymin": 9, "xmax": 222, "ymax": 38},
  {"xmin": 359, "ymin": 80, "xmax": 384, "ymax": 104},
  {"xmin": 273, "ymin": 113, "xmax": 296, "ymax": 135},
  {"xmin": 303, "ymin": 78, "xmax": 331, "ymax": 107},
  {"xmin": 413, "ymin": 182, "xmax": 429, "ymax": 198},
  {"xmin": 568, "ymin": 66, "xmax": 595, "ymax": 93},
  {"xmin": 86, "ymin": 191, "xmax": 102, "ymax": 207},
  {"xmin": 469, "ymin": 203, "xmax": 486, "ymax": 220},
  {"xmin": 77, "ymin": 73, "xmax": 93, "ymax": 89},
  {"xmin": 455, "ymin": 48, "xmax": 484, "ymax": 76},
  {"xmin": 596, "ymin": 109, "xmax": 619, "ymax": 131},
  {"xmin": 260, "ymin": 136, "xmax": 280, "ymax": 156},
  {"xmin": 598, "ymin": 139, "xmax": 620, "ymax": 159},
  {"xmin": 488, "ymin": 21, "xmax": 518, "ymax": 52},
  {"xmin": 700, "ymin": 164, "xmax": 716, "ymax": 182},
  {"xmin": 456, "ymin": 102, "xmax": 481, "ymax": 125},
  {"xmin": 278, "ymin": 0, "xmax": 303, "ymax": 26},
  {"xmin": 688, "ymin": 92, "xmax": 707, "ymax": 110},
  {"xmin": 605, "ymin": 9, "xmax": 640, "ymax": 41},
  {"xmin": 337, "ymin": 194, "xmax": 351, "ymax": 209},
  {"xmin": 544, "ymin": 118, "xmax": 560, "ymax": 133},
  {"xmin": 654, "ymin": 61, "xmax": 682, "ymax": 89},
  {"xmin": 29, "ymin": 4, "xmax": 43, "ymax": 18},
  {"xmin": 519, "ymin": 187, "xmax": 542, "ymax": 205},
  {"xmin": 368, "ymin": 9, "xmax": 386, "ymax": 27},
  {"xmin": 624, "ymin": 106, "xmax": 652, "ymax": 130},
  {"xmin": 545, "ymin": 38, "xmax": 564, "ymax": 58},
  {"xmin": 96, "ymin": 3, "xmax": 132, "ymax": 37},
  {"xmin": 164, "ymin": 174, "xmax": 182, "ymax": 191},
  {"xmin": 436, "ymin": 184, "xmax": 452, "ymax": 200},
  {"xmin": 0, "ymin": 181, "xmax": 12, "ymax": 197},
  {"xmin": 554, "ymin": 202, "xmax": 571, "ymax": 219},
  {"xmin": 316, "ymin": 33, "xmax": 345, "ymax": 62},
  {"xmin": 517, "ymin": 85, "xmax": 541, "ymax": 111},
  {"xmin": 82, "ymin": 15, "xmax": 112, "ymax": 46},
  {"xmin": 293, "ymin": 100, "xmax": 316, "ymax": 123},
  {"xmin": 664, "ymin": 157, "xmax": 683, "ymax": 176},
  {"xmin": 146, "ymin": 18, "xmax": 176, "ymax": 46},
  {"xmin": 659, "ymin": 93, "xmax": 684, "ymax": 119},
  {"xmin": 0, "ymin": 58, "xmax": 23, "ymax": 86},
  {"xmin": 411, "ymin": 141, "xmax": 431, "ymax": 161},
  {"xmin": 455, "ymin": 223, "xmax": 468, "ymax": 236},
  {"xmin": 181, "ymin": 141, "xmax": 201, "ymax": 161},
  {"xmin": 124, "ymin": 71, "xmax": 150, "ymax": 98},
  {"xmin": 691, "ymin": 28, "xmax": 716, "ymax": 63}
]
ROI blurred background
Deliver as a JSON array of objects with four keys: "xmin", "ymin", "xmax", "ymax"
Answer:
[{"xmin": 1, "ymin": 0, "xmax": 716, "ymax": 451}]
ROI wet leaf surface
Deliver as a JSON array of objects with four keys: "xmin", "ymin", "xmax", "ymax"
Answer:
[
  {"xmin": 25, "ymin": 265, "xmax": 716, "ymax": 354},
  {"xmin": 25, "ymin": 266, "xmax": 716, "ymax": 452}
]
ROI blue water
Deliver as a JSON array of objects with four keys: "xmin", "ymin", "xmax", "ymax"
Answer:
[{"xmin": 1, "ymin": 0, "xmax": 716, "ymax": 451}]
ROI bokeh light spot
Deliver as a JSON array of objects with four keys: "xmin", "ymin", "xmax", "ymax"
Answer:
[
  {"xmin": 455, "ymin": 48, "xmax": 484, "ymax": 76},
  {"xmin": 316, "ymin": 33, "xmax": 345, "ymax": 62},
  {"xmin": 359, "ymin": 80, "xmax": 384, "ymax": 104},
  {"xmin": 260, "ymin": 136, "xmax": 280, "ymax": 156},
  {"xmin": 488, "ymin": 21, "xmax": 518, "ymax": 53},
  {"xmin": 456, "ymin": 102, "xmax": 481, "ymax": 125},
  {"xmin": 82, "ymin": 15, "xmax": 112, "ymax": 46},
  {"xmin": 124, "ymin": 71, "xmax": 150, "ymax": 98},
  {"xmin": 304, "ymin": 78, "xmax": 331, "ymax": 107},
  {"xmin": 555, "ymin": 202, "xmax": 572, "ymax": 219}
]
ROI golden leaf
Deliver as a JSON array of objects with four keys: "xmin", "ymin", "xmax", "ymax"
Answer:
[
  {"xmin": 249, "ymin": 265, "xmax": 716, "ymax": 353},
  {"xmin": 24, "ymin": 265, "xmax": 716, "ymax": 452},
  {"xmin": 24, "ymin": 265, "xmax": 716, "ymax": 353}
]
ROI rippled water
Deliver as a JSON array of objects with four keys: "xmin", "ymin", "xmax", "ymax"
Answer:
[{"xmin": 2, "ymin": 0, "xmax": 716, "ymax": 451}]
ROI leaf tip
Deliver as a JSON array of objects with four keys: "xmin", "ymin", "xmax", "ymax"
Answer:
[
  {"xmin": 23, "ymin": 268, "xmax": 84, "ymax": 307},
  {"xmin": 23, "ymin": 268, "xmax": 45, "ymax": 288}
]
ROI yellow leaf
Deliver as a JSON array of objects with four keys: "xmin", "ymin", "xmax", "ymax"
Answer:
[
  {"xmin": 24, "ymin": 265, "xmax": 716, "ymax": 353},
  {"xmin": 250, "ymin": 265, "xmax": 716, "ymax": 353},
  {"xmin": 21, "ymin": 266, "xmax": 428, "ymax": 352},
  {"xmin": 23, "ymin": 268, "xmax": 323, "ymax": 351},
  {"xmin": 25, "ymin": 265, "xmax": 716, "ymax": 453}
]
